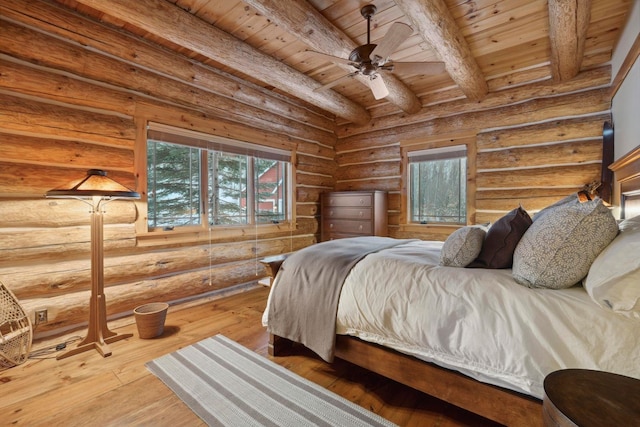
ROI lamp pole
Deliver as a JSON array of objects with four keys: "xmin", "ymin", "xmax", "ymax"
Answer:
[{"xmin": 56, "ymin": 196, "xmax": 132, "ymax": 359}]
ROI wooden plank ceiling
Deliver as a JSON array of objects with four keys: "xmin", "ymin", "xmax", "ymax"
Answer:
[{"xmin": 55, "ymin": 0, "xmax": 632, "ymax": 126}]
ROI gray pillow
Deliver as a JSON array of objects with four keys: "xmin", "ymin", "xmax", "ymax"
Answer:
[
  {"xmin": 512, "ymin": 197, "xmax": 618, "ymax": 289},
  {"xmin": 440, "ymin": 226, "xmax": 486, "ymax": 267}
]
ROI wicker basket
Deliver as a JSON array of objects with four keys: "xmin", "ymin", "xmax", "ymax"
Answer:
[
  {"xmin": 1, "ymin": 282, "xmax": 33, "ymax": 369},
  {"xmin": 133, "ymin": 302, "xmax": 169, "ymax": 339}
]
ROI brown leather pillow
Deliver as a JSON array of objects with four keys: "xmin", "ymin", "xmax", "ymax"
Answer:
[{"xmin": 468, "ymin": 206, "xmax": 532, "ymax": 269}]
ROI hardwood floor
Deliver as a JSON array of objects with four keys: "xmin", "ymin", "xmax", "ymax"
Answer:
[{"xmin": 1, "ymin": 286, "xmax": 502, "ymax": 426}]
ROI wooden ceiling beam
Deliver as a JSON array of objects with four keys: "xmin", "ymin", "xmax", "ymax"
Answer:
[
  {"xmin": 393, "ymin": 0, "xmax": 488, "ymax": 102},
  {"xmin": 548, "ymin": 0, "xmax": 592, "ymax": 81},
  {"xmin": 72, "ymin": 0, "xmax": 371, "ymax": 125},
  {"xmin": 243, "ymin": 0, "xmax": 422, "ymax": 114}
]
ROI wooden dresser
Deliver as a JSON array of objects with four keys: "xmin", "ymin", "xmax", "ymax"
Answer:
[{"xmin": 320, "ymin": 191, "xmax": 387, "ymax": 241}]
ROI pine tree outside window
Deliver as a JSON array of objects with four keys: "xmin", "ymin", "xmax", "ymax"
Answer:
[
  {"xmin": 147, "ymin": 140, "xmax": 202, "ymax": 228},
  {"xmin": 207, "ymin": 151, "xmax": 248, "ymax": 226}
]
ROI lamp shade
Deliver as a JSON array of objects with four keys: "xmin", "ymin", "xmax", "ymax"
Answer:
[{"xmin": 46, "ymin": 169, "xmax": 139, "ymax": 199}]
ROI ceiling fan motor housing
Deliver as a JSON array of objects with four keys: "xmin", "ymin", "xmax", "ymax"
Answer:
[{"xmin": 349, "ymin": 44, "xmax": 378, "ymax": 75}]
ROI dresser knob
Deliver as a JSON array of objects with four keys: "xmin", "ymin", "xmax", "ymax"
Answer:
[
  {"xmin": 359, "ymin": 198, "xmax": 365, "ymax": 205},
  {"xmin": 358, "ymin": 211, "xmax": 363, "ymax": 217},
  {"xmin": 329, "ymin": 223, "xmax": 334, "ymax": 229},
  {"xmin": 358, "ymin": 225, "xmax": 363, "ymax": 231}
]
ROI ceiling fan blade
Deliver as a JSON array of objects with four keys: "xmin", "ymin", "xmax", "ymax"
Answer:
[
  {"xmin": 314, "ymin": 72, "xmax": 358, "ymax": 92},
  {"xmin": 305, "ymin": 50, "xmax": 354, "ymax": 66},
  {"xmin": 389, "ymin": 61, "xmax": 446, "ymax": 75},
  {"xmin": 370, "ymin": 22, "xmax": 413, "ymax": 64},
  {"xmin": 368, "ymin": 74, "xmax": 389, "ymax": 100}
]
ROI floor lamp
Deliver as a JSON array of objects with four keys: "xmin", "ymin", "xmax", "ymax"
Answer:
[{"xmin": 46, "ymin": 169, "xmax": 140, "ymax": 360}]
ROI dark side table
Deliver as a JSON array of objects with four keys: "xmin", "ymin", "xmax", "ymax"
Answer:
[
  {"xmin": 259, "ymin": 254, "xmax": 289, "ymax": 285},
  {"xmin": 543, "ymin": 369, "xmax": 640, "ymax": 426}
]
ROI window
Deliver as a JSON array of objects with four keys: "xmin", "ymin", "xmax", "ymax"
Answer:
[
  {"xmin": 146, "ymin": 124, "xmax": 291, "ymax": 231},
  {"xmin": 407, "ymin": 145, "xmax": 467, "ymax": 224},
  {"xmin": 147, "ymin": 141, "xmax": 201, "ymax": 228},
  {"xmin": 207, "ymin": 151, "xmax": 248, "ymax": 225}
]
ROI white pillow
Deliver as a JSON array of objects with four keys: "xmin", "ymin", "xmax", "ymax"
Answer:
[
  {"xmin": 513, "ymin": 197, "xmax": 618, "ymax": 289},
  {"xmin": 584, "ymin": 215, "xmax": 640, "ymax": 318},
  {"xmin": 619, "ymin": 214, "xmax": 640, "ymax": 232},
  {"xmin": 439, "ymin": 226, "xmax": 486, "ymax": 267}
]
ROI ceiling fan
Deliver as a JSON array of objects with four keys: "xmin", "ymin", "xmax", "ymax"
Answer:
[{"xmin": 310, "ymin": 4, "xmax": 445, "ymax": 100}]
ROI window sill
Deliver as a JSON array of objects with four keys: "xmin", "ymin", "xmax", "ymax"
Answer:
[
  {"xmin": 136, "ymin": 222, "xmax": 295, "ymax": 247},
  {"xmin": 398, "ymin": 223, "xmax": 463, "ymax": 235}
]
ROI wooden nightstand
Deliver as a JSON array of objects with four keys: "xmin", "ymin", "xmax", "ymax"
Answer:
[
  {"xmin": 259, "ymin": 254, "xmax": 289, "ymax": 285},
  {"xmin": 543, "ymin": 369, "xmax": 640, "ymax": 426}
]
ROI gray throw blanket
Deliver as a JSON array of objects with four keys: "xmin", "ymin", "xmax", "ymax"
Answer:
[{"xmin": 267, "ymin": 236, "xmax": 412, "ymax": 362}]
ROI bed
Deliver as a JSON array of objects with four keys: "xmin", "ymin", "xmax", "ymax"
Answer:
[{"xmin": 262, "ymin": 146, "xmax": 640, "ymax": 426}]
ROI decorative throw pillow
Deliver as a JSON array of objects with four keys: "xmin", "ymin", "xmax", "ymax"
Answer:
[
  {"xmin": 439, "ymin": 226, "xmax": 486, "ymax": 267},
  {"xmin": 468, "ymin": 206, "xmax": 532, "ymax": 269},
  {"xmin": 512, "ymin": 197, "xmax": 618, "ymax": 289},
  {"xmin": 584, "ymin": 215, "xmax": 640, "ymax": 318}
]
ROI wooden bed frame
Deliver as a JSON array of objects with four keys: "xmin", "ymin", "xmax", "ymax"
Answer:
[
  {"xmin": 269, "ymin": 333, "xmax": 541, "ymax": 426},
  {"xmin": 266, "ymin": 141, "xmax": 640, "ymax": 427}
]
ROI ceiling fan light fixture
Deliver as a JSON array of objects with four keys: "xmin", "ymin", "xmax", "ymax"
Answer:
[{"xmin": 362, "ymin": 63, "xmax": 377, "ymax": 76}]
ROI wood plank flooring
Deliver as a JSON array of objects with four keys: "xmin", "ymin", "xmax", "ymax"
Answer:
[{"xmin": 1, "ymin": 286, "xmax": 502, "ymax": 426}]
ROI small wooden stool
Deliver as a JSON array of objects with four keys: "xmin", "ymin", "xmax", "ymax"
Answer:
[{"xmin": 543, "ymin": 369, "xmax": 640, "ymax": 426}]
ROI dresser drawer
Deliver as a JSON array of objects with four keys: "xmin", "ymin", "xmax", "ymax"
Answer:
[
  {"xmin": 323, "ymin": 219, "xmax": 372, "ymax": 235},
  {"xmin": 324, "ymin": 232, "xmax": 363, "ymax": 240},
  {"xmin": 324, "ymin": 194, "xmax": 372, "ymax": 207},
  {"xmin": 325, "ymin": 207, "xmax": 372, "ymax": 220},
  {"xmin": 320, "ymin": 191, "xmax": 387, "ymax": 242}
]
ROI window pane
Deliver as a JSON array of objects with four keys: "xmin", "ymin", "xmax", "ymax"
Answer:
[
  {"xmin": 147, "ymin": 140, "xmax": 201, "ymax": 228},
  {"xmin": 410, "ymin": 157, "xmax": 466, "ymax": 223},
  {"xmin": 255, "ymin": 157, "xmax": 288, "ymax": 224},
  {"xmin": 208, "ymin": 151, "xmax": 248, "ymax": 225}
]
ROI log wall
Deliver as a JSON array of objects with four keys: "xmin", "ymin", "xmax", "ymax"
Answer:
[
  {"xmin": 334, "ymin": 68, "xmax": 612, "ymax": 241},
  {"xmin": 0, "ymin": 0, "xmax": 614, "ymax": 338},
  {"xmin": 0, "ymin": 0, "xmax": 331, "ymax": 337}
]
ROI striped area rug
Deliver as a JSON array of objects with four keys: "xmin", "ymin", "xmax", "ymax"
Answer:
[{"xmin": 146, "ymin": 334, "xmax": 395, "ymax": 426}]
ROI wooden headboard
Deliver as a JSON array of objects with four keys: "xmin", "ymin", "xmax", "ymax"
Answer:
[{"xmin": 609, "ymin": 144, "xmax": 640, "ymax": 219}]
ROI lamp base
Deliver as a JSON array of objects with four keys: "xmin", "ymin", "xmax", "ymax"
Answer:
[
  {"xmin": 57, "ymin": 331, "xmax": 133, "ymax": 360},
  {"xmin": 56, "ymin": 292, "xmax": 132, "ymax": 360}
]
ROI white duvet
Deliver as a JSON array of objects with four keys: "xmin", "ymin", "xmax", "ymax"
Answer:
[
  {"xmin": 335, "ymin": 240, "xmax": 640, "ymax": 399},
  {"xmin": 264, "ymin": 240, "xmax": 640, "ymax": 399}
]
